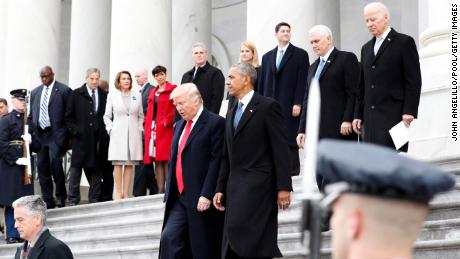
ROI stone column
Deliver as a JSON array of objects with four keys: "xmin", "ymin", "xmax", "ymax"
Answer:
[
  {"xmin": 246, "ymin": 0, "xmax": 315, "ymax": 62},
  {"xmin": 110, "ymin": 0, "xmax": 171, "ymax": 88},
  {"xmin": 3, "ymin": 0, "xmax": 61, "ymax": 93},
  {"xmin": 171, "ymin": 0, "xmax": 212, "ymax": 84},
  {"xmin": 68, "ymin": 0, "xmax": 111, "ymax": 89},
  {"xmin": 409, "ymin": 0, "xmax": 460, "ymax": 158}
]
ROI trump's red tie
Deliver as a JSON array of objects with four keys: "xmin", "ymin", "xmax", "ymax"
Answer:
[{"xmin": 176, "ymin": 120, "xmax": 192, "ymax": 193}]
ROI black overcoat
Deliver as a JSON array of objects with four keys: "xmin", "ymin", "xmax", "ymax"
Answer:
[
  {"xmin": 65, "ymin": 85, "xmax": 109, "ymax": 168},
  {"xmin": 216, "ymin": 93, "xmax": 292, "ymax": 258},
  {"xmin": 299, "ymin": 48, "xmax": 360, "ymax": 140},
  {"xmin": 355, "ymin": 28, "xmax": 421, "ymax": 150},
  {"xmin": 258, "ymin": 43, "xmax": 309, "ymax": 146},
  {"xmin": 181, "ymin": 61, "xmax": 225, "ymax": 114}
]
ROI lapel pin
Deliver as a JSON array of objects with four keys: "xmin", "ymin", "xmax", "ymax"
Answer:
[
  {"xmin": 327, "ymin": 60, "xmax": 331, "ymax": 63},
  {"xmin": 250, "ymin": 109, "xmax": 253, "ymax": 113}
]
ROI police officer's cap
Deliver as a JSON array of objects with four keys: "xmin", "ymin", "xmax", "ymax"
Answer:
[
  {"xmin": 318, "ymin": 140, "xmax": 455, "ymax": 204},
  {"xmin": 10, "ymin": 89, "xmax": 27, "ymax": 100}
]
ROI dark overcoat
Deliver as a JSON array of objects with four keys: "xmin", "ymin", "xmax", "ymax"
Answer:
[
  {"xmin": 299, "ymin": 48, "xmax": 360, "ymax": 140},
  {"xmin": 216, "ymin": 93, "xmax": 292, "ymax": 258},
  {"xmin": 181, "ymin": 61, "xmax": 225, "ymax": 115},
  {"xmin": 161, "ymin": 109, "xmax": 225, "ymax": 259},
  {"xmin": 65, "ymin": 85, "xmax": 109, "ymax": 168},
  {"xmin": 15, "ymin": 229, "xmax": 73, "ymax": 259},
  {"xmin": 355, "ymin": 28, "xmax": 421, "ymax": 150},
  {"xmin": 0, "ymin": 110, "xmax": 34, "ymax": 206},
  {"xmin": 258, "ymin": 43, "xmax": 309, "ymax": 146}
]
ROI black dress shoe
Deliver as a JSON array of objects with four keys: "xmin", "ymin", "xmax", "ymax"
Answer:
[{"xmin": 55, "ymin": 201, "xmax": 66, "ymax": 208}]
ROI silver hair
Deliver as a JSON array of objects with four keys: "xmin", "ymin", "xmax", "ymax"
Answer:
[
  {"xmin": 12, "ymin": 195, "xmax": 47, "ymax": 226},
  {"xmin": 192, "ymin": 42, "xmax": 208, "ymax": 53},
  {"xmin": 309, "ymin": 25, "xmax": 333, "ymax": 38},
  {"xmin": 86, "ymin": 67, "xmax": 101, "ymax": 78},
  {"xmin": 170, "ymin": 83, "xmax": 203, "ymax": 103},
  {"xmin": 230, "ymin": 63, "xmax": 257, "ymax": 86},
  {"xmin": 364, "ymin": 2, "xmax": 390, "ymax": 20}
]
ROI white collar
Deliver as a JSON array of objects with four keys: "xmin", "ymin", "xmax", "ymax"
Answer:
[
  {"xmin": 320, "ymin": 47, "xmax": 335, "ymax": 62},
  {"xmin": 191, "ymin": 104, "xmax": 204, "ymax": 124},
  {"xmin": 238, "ymin": 90, "xmax": 255, "ymax": 108},
  {"xmin": 277, "ymin": 42, "xmax": 290, "ymax": 53},
  {"xmin": 377, "ymin": 27, "xmax": 391, "ymax": 40}
]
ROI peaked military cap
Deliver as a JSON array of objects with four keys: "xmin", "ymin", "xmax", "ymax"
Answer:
[
  {"xmin": 318, "ymin": 140, "xmax": 455, "ymax": 204},
  {"xmin": 10, "ymin": 89, "xmax": 28, "ymax": 100}
]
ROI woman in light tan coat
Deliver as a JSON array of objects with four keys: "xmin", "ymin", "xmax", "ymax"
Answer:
[{"xmin": 104, "ymin": 71, "xmax": 144, "ymax": 199}]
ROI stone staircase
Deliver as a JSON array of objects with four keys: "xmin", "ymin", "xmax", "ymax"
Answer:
[{"xmin": 0, "ymin": 156, "xmax": 459, "ymax": 258}]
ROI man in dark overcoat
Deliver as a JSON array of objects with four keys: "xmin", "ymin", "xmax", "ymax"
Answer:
[
  {"xmin": 214, "ymin": 63, "xmax": 292, "ymax": 259},
  {"xmin": 0, "ymin": 89, "xmax": 34, "ymax": 243},
  {"xmin": 160, "ymin": 83, "xmax": 225, "ymax": 259},
  {"xmin": 353, "ymin": 2, "xmax": 421, "ymax": 152},
  {"xmin": 65, "ymin": 68, "xmax": 111, "ymax": 204},
  {"xmin": 181, "ymin": 42, "xmax": 225, "ymax": 115},
  {"xmin": 258, "ymin": 22, "xmax": 309, "ymax": 176}
]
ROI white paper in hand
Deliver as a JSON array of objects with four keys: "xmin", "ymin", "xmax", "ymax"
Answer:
[{"xmin": 389, "ymin": 121, "xmax": 410, "ymax": 149}]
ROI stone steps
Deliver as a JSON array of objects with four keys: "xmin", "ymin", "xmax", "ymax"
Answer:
[{"xmin": 0, "ymin": 156, "xmax": 458, "ymax": 259}]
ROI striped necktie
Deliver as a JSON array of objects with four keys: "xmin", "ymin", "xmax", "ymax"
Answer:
[{"xmin": 39, "ymin": 86, "xmax": 50, "ymax": 129}]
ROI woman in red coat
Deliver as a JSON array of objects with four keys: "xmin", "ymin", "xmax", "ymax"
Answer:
[{"xmin": 144, "ymin": 66, "xmax": 176, "ymax": 193}]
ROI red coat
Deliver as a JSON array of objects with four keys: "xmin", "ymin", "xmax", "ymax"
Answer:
[{"xmin": 144, "ymin": 82, "xmax": 176, "ymax": 163}]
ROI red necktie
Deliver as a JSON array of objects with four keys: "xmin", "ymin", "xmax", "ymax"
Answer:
[{"xmin": 176, "ymin": 120, "xmax": 192, "ymax": 193}]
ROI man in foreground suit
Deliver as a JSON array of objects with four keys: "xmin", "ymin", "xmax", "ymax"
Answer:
[
  {"xmin": 133, "ymin": 68, "xmax": 157, "ymax": 197},
  {"xmin": 14, "ymin": 195, "xmax": 73, "ymax": 259},
  {"xmin": 352, "ymin": 2, "xmax": 421, "ymax": 152},
  {"xmin": 29, "ymin": 66, "xmax": 71, "ymax": 208},
  {"xmin": 65, "ymin": 68, "xmax": 111, "ymax": 205},
  {"xmin": 214, "ymin": 63, "xmax": 292, "ymax": 259},
  {"xmin": 160, "ymin": 83, "xmax": 225, "ymax": 259},
  {"xmin": 258, "ymin": 22, "xmax": 309, "ymax": 176}
]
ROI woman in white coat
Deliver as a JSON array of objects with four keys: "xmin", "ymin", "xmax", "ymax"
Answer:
[{"xmin": 104, "ymin": 71, "xmax": 144, "ymax": 199}]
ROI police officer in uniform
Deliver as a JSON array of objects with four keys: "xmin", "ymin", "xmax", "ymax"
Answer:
[
  {"xmin": 0, "ymin": 89, "xmax": 35, "ymax": 244},
  {"xmin": 316, "ymin": 140, "xmax": 455, "ymax": 259}
]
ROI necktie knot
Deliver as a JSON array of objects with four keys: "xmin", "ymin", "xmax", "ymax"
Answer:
[{"xmin": 276, "ymin": 49, "xmax": 285, "ymax": 69}]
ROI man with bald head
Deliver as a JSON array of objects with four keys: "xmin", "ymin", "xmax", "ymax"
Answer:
[
  {"xmin": 29, "ymin": 66, "xmax": 71, "ymax": 208},
  {"xmin": 352, "ymin": 2, "xmax": 421, "ymax": 152},
  {"xmin": 133, "ymin": 68, "xmax": 157, "ymax": 197},
  {"xmin": 160, "ymin": 83, "xmax": 225, "ymax": 259}
]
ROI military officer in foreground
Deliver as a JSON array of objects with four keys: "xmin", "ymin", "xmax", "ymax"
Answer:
[
  {"xmin": 0, "ymin": 89, "xmax": 35, "ymax": 244},
  {"xmin": 316, "ymin": 140, "xmax": 455, "ymax": 259}
]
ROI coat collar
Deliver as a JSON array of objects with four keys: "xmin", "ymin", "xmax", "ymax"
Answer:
[
  {"xmin": 273, "ymin": 43, "xmax": 295, "ymax": 73},
  {"xmin": 371, "ymin": 28, "xmax": 397, "ymax": 62},
  {"xmin": 178, "ymin": 108, "xmax": 209, "ymax": 152},
  {"xmin": 27, "ymin": 229, "xmax": 51, "ymax": 259}
]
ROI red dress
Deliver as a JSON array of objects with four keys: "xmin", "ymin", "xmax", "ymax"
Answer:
[{"xmin": 143, "ymin": 82, "xmax": 176, "ymax": 163}]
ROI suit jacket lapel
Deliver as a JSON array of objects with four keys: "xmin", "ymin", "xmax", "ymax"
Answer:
[
  {"xmin": 97, "ymin": 88, "xmax": 106, "ymax": 115},
  {"xmin": 48, "ymin": 83, "xmax": 58, "ymax": 106},
  {"xmin": 234, "ymin": 94, "xmax": 258, "ymax": 137},
  {"xmin": 319, "ymin": 48, "xmax": 337, "ymax": 79},
  {"xmin": 374, "ymin": 28, "xmax": 396, "ymax": 63},
  {"xmin": 28, "ymin": 229, "xmax": 50, "ymax": 259},
  {"xmin": 183, "ymin": 110, "xmax": 207, "ymax": 151},
  {"xmin": 277, "ymin": 44, "xmax": 294, "ymax": 72}
]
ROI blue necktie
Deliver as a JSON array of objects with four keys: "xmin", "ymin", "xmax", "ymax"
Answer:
[
  {"xmin": 39, "ymin": 86, "xmax": 50, "ymax": 129},
  {"xmin": 233, "ymin": 102, "xmax": 244, "ymax": 130},
  {"xmin": 314, "ymin": 58, "xmax": 326, "ymax": 80},
  {"xmin": 276, "ymin": 49, "xmax": 284, "ymax": 70}
]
